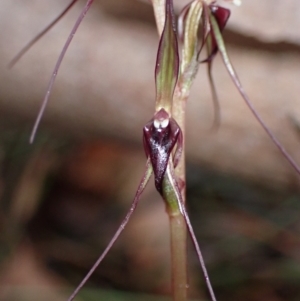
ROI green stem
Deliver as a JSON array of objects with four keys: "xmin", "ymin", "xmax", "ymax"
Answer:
[
  {"xmin": 170, "ymin": 213, "xmax": 188, "ymax": 301},
  {"xmin": 151, "ymin": 1, "xmax": 189, "ymax": 299},
  {"xmin": 172, "ymin": 85, "xmax": 187, "ymax": 182},
  {"xmin": 170, "ymin": 86, "xmax": 188, "ymax": 301}
]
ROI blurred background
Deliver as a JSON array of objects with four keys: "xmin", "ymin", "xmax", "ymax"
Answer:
[{"xmin": 1, "ymin": 0, "xmax": 300, "ymax": 300}]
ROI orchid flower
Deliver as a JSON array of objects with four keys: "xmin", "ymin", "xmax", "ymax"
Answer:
[
  {"xmin": 8, "ymin": 1, "xmax": 300, "ymax": 301},
  {"xmin": 9, "ymin": 0, "xmax": 217, "ymax": 300},
  {"xmin": 65, "ymin": 1, "xmax": 217, "ymax": 300},
  {"xmin": 176, "ymin": 0, "xmax": 300, "ymax": 175},
  {"xmin": 9, "ymin": 0, "xmax": 300, "ymax": 176}
]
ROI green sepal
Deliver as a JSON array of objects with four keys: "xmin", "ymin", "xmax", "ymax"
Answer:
[
  {"xmin": 208, "ymin": 10, "xmax": 234, "ymax": 77},
  {"xmin": 151, "ymin": 0, "xmax": 166, "ymax": 36},
  {"xmin": 181, "ymin": 1, "xmax": 203, "ymax": 74},
  {"xmin": 161, "ymin": 163, "xmax": 182, "ymax": 216},
  {"xmin": 155, "ymin": 0, "xmax": 179, "ymax": 114}
]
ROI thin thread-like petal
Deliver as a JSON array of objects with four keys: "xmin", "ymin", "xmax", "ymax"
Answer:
[
  {"xmin": 209, "ymin": 11, "xmax": 300, "ymax": 175},
  {"xmin": 30, "ymin": 0, "xmax": 94, "ymax": 143},
  {"xmin": 66, "ymin": 159, "xmax": 153, "ymax": 301},
  {"xmin": 8, "ymin": 0, "xmax": 79, "ymax": 68}
]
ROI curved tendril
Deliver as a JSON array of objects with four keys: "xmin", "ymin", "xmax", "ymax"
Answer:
[
  {"xmin": 166, "ymin": 166, "xmax": 218, "ymax": 301},
  {"xmin": 66, "ymin": 159, "xmax": 153, "ymax": 301},
  {"xmin": 8, "ymin": 0, "xmax": 79, "ymax": 69},
  {"xmin": 29, "ymin": 0, "xmax": 94, "ymax": 143},
  {"xmin": 209, "ymin": 12, "xmax": 300, "ymax": 175}
]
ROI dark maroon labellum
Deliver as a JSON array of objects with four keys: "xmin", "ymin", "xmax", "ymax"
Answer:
[
  {"xmin": 203, "ymin": 5, "xmax": 231, "ymax": 62},
  {"xmin": 143, "ymin": 109, "xmax": 182, "ymax": 193},
  {"xmin": 210, "ymin": 5, "xmax": 231, "ymax": 29}
]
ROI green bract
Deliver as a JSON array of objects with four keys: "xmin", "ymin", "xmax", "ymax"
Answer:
[{"xmin": 155, "ymin": 0, "xmax": 179, "ymax": 114}]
